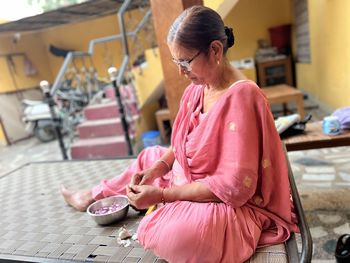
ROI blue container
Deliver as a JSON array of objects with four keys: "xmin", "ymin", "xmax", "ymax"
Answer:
[
  {"xmin": 322, "ymin": 116, "xmax": 341, "ymax": 135},
  {"xmin": 142, "ymin": 130, "xmax": 161, "ymax": 148}
]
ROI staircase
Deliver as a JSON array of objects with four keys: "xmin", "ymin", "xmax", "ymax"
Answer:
[
  {"xmin": 70, "ymin": 87, "xmax": 139, "ymax": 159},
  {"xmin": 69, "ymin": 46, "xmax": 164, "ymax": 160}
]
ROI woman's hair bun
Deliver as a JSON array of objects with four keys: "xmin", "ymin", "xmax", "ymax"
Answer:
[{"xmin": 224, "ymin": 26, "xmax": 235, "ymax": 48}]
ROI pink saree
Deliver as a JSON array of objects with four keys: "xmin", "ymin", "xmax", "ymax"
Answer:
[{"xmin": 93, "ymin": 80, "xmax": 298, "ymax": 262}]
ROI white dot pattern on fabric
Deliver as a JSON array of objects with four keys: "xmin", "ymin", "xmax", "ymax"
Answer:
[
  {"xmin": 243, "ymin": 176, "xmax": 252, "ymax": 188},
  {"xmin": 254, "ymin": 196, "xmax": 263, "ymax": 205},
  {"xmin": 228, "ymin": 122, "xmax": 236, "ymax": 131},
  {"xmin": 262, "ymin": 159, "xmax": 271, "ymax": 169}
]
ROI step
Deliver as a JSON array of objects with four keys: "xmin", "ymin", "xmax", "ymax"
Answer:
[
  {"xmin": 78, "ymin": 114, "xmax": 140, "ymax": 139},
  {"xmin": 84, "ymin": 102, "xmax": 120, "ymax": 120},
  {"xmin": 78, "ymin": 118, "xmax": 123, "ymax": 139},
  {"xmin": 70, "ymin": 136, "xmax": 129, "ymax": 159},
  {"xmin": 84, "ymin": 101, "xmax": 139, "ymax": 120},
  {"xmin": 105, "ymin": 98, "xmax": 140, "ymax": 117},
  {"xmin": 104, "ymin": 84, "xmax": 138, "ymax": 102}
]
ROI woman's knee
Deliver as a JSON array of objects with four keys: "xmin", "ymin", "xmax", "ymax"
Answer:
[
  {"xmin": 137, "ymin": 145, "xmax": 168, "ymax": 168},
  {"xmin": 140, "ymin": 216, "xmax": 205, "ymax": 261}
]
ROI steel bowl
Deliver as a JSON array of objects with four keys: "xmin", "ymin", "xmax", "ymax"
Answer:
[{"xmin": 87, "ymin": 195, "xmax": 129, "ymax": 225}]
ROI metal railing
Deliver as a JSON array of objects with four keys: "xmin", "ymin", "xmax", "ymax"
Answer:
[
  {"xmin": 50, "ymin": 2, "xmax": 152, "ymax": 97},
  {"xmin": 46, "ymin": 0, "xmax": 152, "ymax": 159}
]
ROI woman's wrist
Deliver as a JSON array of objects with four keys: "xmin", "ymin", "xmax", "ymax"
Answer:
[
  {"xmin": 154, "ymin": 159, "xmax": 171, "ymax": 173},
  {"xmin": 160, "ymin": 187, "xmax": 166, "ymax": 205}
]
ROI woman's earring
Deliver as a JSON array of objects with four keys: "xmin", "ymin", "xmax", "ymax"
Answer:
[{"xmin": 217, "ymin": 60, "xmax": 220, "ymax": 65}]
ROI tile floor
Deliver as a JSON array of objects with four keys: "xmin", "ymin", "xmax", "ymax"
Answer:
[
  {"xmin": 0, "ymin": 99, "xmax": 349, "ymax": 262},
  {"xmin": 289, "ymin": 146, "xmax": 350, "ymax": 262}
]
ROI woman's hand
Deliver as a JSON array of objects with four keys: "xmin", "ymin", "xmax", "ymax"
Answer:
[
  {"xmin": 130, "ymin": 159, "xmax": 171, "ymax": 187},
  {"xmin": 127, "ymin": 185, "xmax": 162, "ymax": 210},
  {"xmin": 130, "ymin": 167, "xmax": 160, "ymax": 186}
]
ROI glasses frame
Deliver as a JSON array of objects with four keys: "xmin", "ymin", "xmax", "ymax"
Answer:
[{"xmin": 172, "ymin": 50, "xmax": 201, "ymax": 72}]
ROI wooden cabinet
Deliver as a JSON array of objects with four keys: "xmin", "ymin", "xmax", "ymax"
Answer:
[{"xmin": 256, "ymin": 56, "xmax": 293, "ymax": 87}]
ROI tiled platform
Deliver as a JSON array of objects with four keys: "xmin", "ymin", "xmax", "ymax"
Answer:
[
  {"xmin": 0, "ymin": 159, "xmax": 294, "ymax": 262},
  {"xmin": 0, "ymin": 160, "xmax": 154, "ymax": 262}
]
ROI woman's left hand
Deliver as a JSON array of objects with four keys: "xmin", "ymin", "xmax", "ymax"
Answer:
[{"xmin": 127, "ymin": 184, "xmax": 162, "ymax": 210}]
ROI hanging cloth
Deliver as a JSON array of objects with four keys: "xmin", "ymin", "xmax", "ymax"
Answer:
[
  {"xmin": 49, "ymin": 44, "xmax": 74, "ymax": 58},
  {"xmin": 23, "ymin": 56, "xmax": 37, "ymax": 76}
]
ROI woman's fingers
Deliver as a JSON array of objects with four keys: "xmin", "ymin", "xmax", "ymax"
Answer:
[
  {"xmin": 127, "ymin": 185, "xmax": 138, "ymax": 205},
  {"xmin": 130, "ymin": 173, "xmax": 142, "ymax": 185},
  {"xmin": 130, "ymin": 185, "xmax": 141, "ymax": 193},
  {"xmin": 126, "ymin": 184, "xmax": 133, "ymax": 195},
  {"xmin": 140, "ymin": 169, "xmax": 158, "ymax": 185},
  {"xmin": 131, "ymin": 167, "xmax": 160, "ymax": 186},
  {"xmin": 127, "ymin": 185, "xmax": 150, "ymax": 209},
  {"xmin": 139, "ymin": 176, "xmax": 149, "ymax": 185}
]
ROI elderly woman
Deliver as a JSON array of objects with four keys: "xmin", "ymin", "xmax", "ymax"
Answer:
[{"xmin": 62, "ymin": 6, "xmax": 298, "ymax": 262}]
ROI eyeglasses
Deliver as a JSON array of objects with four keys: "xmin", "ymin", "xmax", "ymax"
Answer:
[{"xmin": 172, "ymin": 50, "xmax": 201, "ymax": 72}]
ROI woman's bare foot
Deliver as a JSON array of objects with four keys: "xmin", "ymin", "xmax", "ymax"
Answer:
[{"xmin": 61, "ymin": 185, "xmax": 94, "ymax": 212}]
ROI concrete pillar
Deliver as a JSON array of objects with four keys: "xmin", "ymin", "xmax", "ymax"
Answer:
[{"xmin": 150, "ymin": 0, "xmax": 203, "ymax": 121}]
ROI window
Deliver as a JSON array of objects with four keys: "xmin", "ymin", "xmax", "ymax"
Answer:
[{"xmin": 294, "ymin": 0, "xmax": 311, "ymax": 63}]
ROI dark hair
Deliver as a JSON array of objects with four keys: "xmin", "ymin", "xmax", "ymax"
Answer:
[{"xmin": 167, "ymin": 6, "xmax": 234, "ymax": 54}]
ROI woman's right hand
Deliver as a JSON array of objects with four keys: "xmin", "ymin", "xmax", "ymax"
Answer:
[
  {"xmin": 130, "ymin": 167, "xmax": 159, "ymax": 186},
  {"xmin": 130, "ymin": 159, "xmax": 171, "ymax": 186}
]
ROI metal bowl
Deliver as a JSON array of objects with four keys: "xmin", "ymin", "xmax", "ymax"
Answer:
[{"xmin": 87, "ymin": 195, "xmax": 129, "ymax": 225}]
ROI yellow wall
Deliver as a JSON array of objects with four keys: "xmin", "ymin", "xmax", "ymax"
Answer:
[
  {"xmin": 204, "ymin": 0, "xmax": 291, "ymax": 82},
  {"xmin": 222, "ymin": 0, "xmax": 292, "ymax": 61},
  {"xmin": 0, "ymin": 125, "xmax": 5, "ymax": 145},
  {"xmin": 133, "ymin": 48, "xmax": 163, "ymax": 106},
  {"xmin": 204, "ymin": 0, "xmax": 222, "ymax": 11},
  {"xmin": 0, "ymin": 32, "xmax": 53, "ymax": 92},
  {"xmin": 131, "ymin": 47, "xmax": 165, "ymax": 148},
  {"xmin": 40, "ymin": 14, "xmax": 120, "ymax": 81},
  {"xmin": 0, "ymin": 9, "xmax": 153, "ymax": 93},
  {"xmin": 296, "ymin": 0, "xmax": 350, "ymax": 109},
  {"xmin": 205, "ymin": 0, "xmax": 239, "ymax": 19}
]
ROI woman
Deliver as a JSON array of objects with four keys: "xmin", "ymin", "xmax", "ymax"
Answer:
[{"xmin": 62, "ymin": 6, "xmax": 298, "ymax": 262}]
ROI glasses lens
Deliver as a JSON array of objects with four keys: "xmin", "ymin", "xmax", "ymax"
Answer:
[
  {"xmin": 172, "ymin": 59, "xmax": 191, "ymax": 71},
  {"xmin": 180, "ymin": 61, "xmax": 191, "ymax": 71}
]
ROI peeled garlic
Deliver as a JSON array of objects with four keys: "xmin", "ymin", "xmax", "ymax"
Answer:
[{"xmin": 118, "ymin": 226, "xmax": 132, "ymax": 240}]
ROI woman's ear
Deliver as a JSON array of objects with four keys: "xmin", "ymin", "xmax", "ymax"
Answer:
[{"xmin": 210, "ymin": 40, "xmax": 224, "ymax": 61}]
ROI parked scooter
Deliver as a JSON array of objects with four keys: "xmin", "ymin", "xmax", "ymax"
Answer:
[
  {"xmin": 22, "ymin": 99, "xmax": 60, "ymax": 142},
  {"xmin": 22, "ymin": 88, "xmax": 86, "ymax": 143}
]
